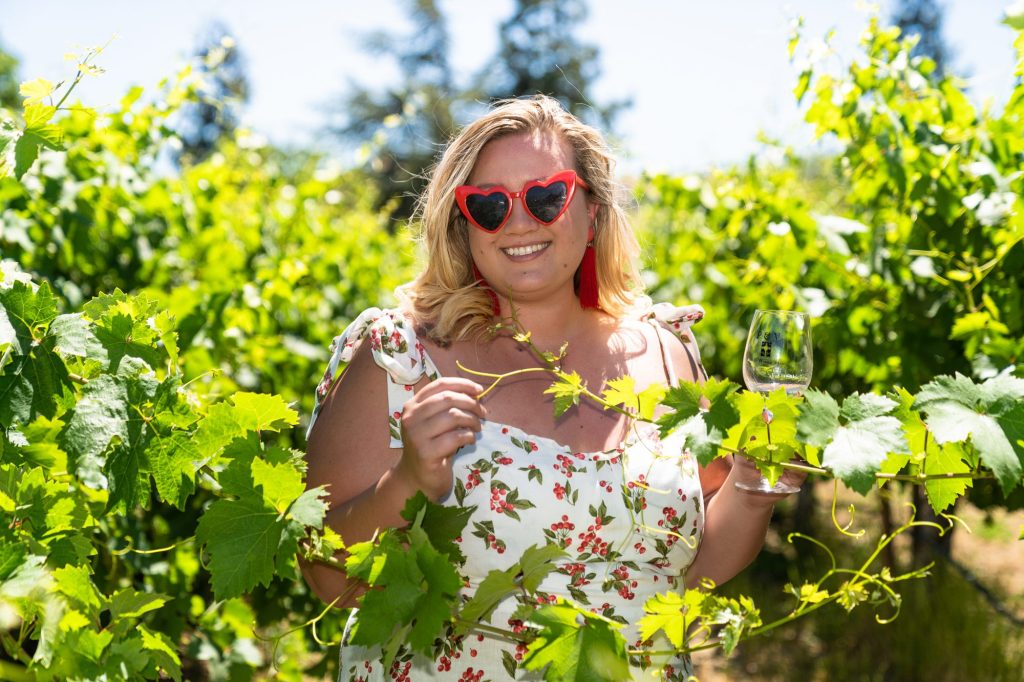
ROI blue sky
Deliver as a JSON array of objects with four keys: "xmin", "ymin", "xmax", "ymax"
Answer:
[{"xmin": 2, "ymin": 1, "xmax": 1018, "ymax": 175}]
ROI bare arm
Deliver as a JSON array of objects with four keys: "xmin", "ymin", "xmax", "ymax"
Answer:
[
  {"xmin": 299, "ymin": 340, "xmax": 486, "ymax": 608},
  {"xmin": 652, "ymin": 325, "xmax": 802, "ymax": 589},
  {"xmin": 299, "ymin": 340, "xmax": 413, "ymax": 607}
]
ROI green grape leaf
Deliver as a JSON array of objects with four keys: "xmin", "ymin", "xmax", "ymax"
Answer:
[
  {"xmin": 637, "ymin": 383, "xmax": 668, "ymax": 421},
  {"xmin": 400, "ymin": 490, "xmax": 475, "ymax": 563},
  {"xmin": 16, "ymin": 415, "xmax": 68, "ymax": 471},
  {"xmin": 602, "ymin": 376, "xmax": 639, "ymax": 411},
  {"xmin": 231, "ymin": 392, "xmax": 299, "ymax": 432},
  {"xmin": 53, "ymin": 563, "xmax": 104, "ymax": 617},
  {"xmin": 637, "ymin": 591, "xmax": 688, "ymax": 649},
  {"xmin": 287, "ymin": 487, "xmax": 329, "ymax": 528},
  {"xmin": 714, "ymin": 595, "xmax": 762, "ymax": 655},
  {"xmin": 252, "ymin": 454, "xmax": 306, "ymax": 513},
  {"xmin": 924, "ymin": 441, "xmax": 972, "ymax": 513},
  {"xmin": 839, "ymin": 392, "xmax": 899, "ymax": 421},
  {"xmin": 0, "ymin": 283, "xmax": 71, "ymax": 423},
  {"xmin": 406, "ymin": 526, "xmax": 462, "ymax": 654},
  {"xmin": 799, "ymin": 391, "xmax": 907, "ymax": 494},
  {"xmin": 192, "ymin": 402, "xmax": 246, "ymax": 457},
  {"xmin": 459, "ymin": 567, "xmax": 519, "ymax": 626},
  {"xmin": 275, "ymin": 515, "xmax": 307, "ymax": 581},
  {"xmin": 19, "ymin": 78, "xmax": 54, "ymax": 105},
  {"xmin": 107, "ymin": 637, "xmax": 151, "ymax": 679},
  {"xmin": 109, "ymin": 588, "xmax": 168, "ymax": 621},
  {"xmin": 67, "ymin": 628, "xmax": 114, "ymax": 662},
  {"xmin": 346, "ymin": 532, "xmax": 425, "ymax": 647},
  {"xmin": 0, "ymin": 537, "xmax": 27, "ymax": 581},
  {"xmin": 152, "ymin": 309, "xmax": 179, "ymax": 372},
  {"xmin": 91, "ymin": 312, "xmax": 161, "ymax": 372},
  {"xmin": 657, "ymin": 379, "xmax": 740, "ymax": 466},
  {"xmin": 151, "ymin": 376, "xmax": 198, "ymax": 431},
  {"xmin": 138, "ymin": 624, "xmax": 182, "ymax": 682},
  {"xmin": 656, "ymin": 382, "xmax": 703, "ymax": 435},
  {"xmin": 148, "ymin": 433, "xmax": 199, "ymax": 509},
  {"xmin": 545, "ymin": 371, "xmax": 587, "ymax": 418},
  {"xmin": 59, "ymin": 609, "xmax": 90, "ymax": 633},
  {"xmin": 518, "ymin": 543, "xmax": 569, "ymax": 593},
  {"xmin": 521, "ymin": 600, "xmax": 629, "ymax": 681},
  {"xmin": 105, "ymin": 434, "xmax": 152, "ymax": 514},
  {"xmin": 47, "ymin": 534, "xmax": 94, "ymax": 568},
  {"xmin": 44, "ymin": 494, "xmax": 89, "ymax": 536},
  {"xmin": 796, "ymin": 389, "xmax": 840, "ymax": 447},
  {"xmin": 346, "ymin": 523, "xmax": 462, "ymax": 659},
  {"xmin": 673, "ymin": 413, "xmax": 720, "ymax": 466},
  {"xmin": 602, "ymin": 377, "xmax": 667, "ymax": 421},
  {"xmin": 27, "ymin": 342, "xmax": 75, "ymax": 421},
  {"xmin": 14, "ymin": 117, "xmax": 63, "ymax": 180},
  {"xmin": 195, "ymin": 493, "xmax": 287, "ymax": 600},
  {"xmin": 702, "ymin": 377, "xmax": 741, "ymax": 435},
  {"xmin": 48, "ymin": 313, "xmax": 109, "ymax": 363},
  {"xmin": 22, "ymin": 102, "xmax": 57, "ymax": 128},
  {"xmin": 823, "ymin": 418, "xmax": 907, "ymax": 494},
  {"xmin": 0, "ymin": 281, "xmax": 53, "ymax": 339},
  {"xmin": 916, "ymin": 373, "xmax": 1024, "ymax": 494},
  {"xmin": 59, "ymin": 374, "xmax": 129, "ymax": 491}
]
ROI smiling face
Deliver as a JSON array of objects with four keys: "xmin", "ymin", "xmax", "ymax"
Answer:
[{"xmin": 466, "ymin": 129, "xmax": 598, "ymax": 307}]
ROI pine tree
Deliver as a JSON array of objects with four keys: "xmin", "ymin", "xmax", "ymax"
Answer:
[
  {"xmin": 890, "ymin": 0, "xmax": 953, "ymax": 76},
  {"xmin": 176, "ymin": 21, "xmax": 250, "ymax": 164},
  {"xmin": 328, "ymin": 0, "xmax": 463, "ymax": 223},
  {"xmin": 476, "ymin": 0, "xmax": 629, "ymax": 131}
]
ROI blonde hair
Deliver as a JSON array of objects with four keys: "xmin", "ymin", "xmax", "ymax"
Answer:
[{"xmin": 396, "ymin": 95, "xmax": 647, "ymax": 344}]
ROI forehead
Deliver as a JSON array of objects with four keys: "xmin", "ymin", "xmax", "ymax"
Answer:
[{"xmin": 469, "ymin": 129, "xmax": 576, "ymax": 186}]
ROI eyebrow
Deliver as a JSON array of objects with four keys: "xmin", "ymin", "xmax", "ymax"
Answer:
[{"xmin": 469, "ymin": 174, "xmax": 552, "ymax": 189}]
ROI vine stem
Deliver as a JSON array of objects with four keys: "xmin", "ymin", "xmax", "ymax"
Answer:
[
  {"xmin": 640, "ymin": 514, "xmax": 941, "ymax": 657},
  {"xmin": 710, "ymin": 445, "xmax": 991, "ymax": 482},
  {"xmin": 0, "ymin": 632, "xmax": 31, "ymax": 667},
  {"xmin": 297, "ymin": 540, "xmax": 348, "ymax": 571},
  {"xmin": 0, "ymin": 660, "xmax": 33, "ymax": 682},
  {"xmin": 461, "ymin": 355, "xmax": 998, "ymax": 485},
  {"xmin": 453, "ymin": 618, "xmax": 526, "ymax": 644}
]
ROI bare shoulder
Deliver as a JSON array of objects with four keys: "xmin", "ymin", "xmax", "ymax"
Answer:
[
  {"xmin": 305, "ymin": 337, "xmax": 402, "ymax": 507},
  {"xmin": 609, "ymin": 315, "xmax": 703, "ymax": 385},
  {"xmin": 651, "ymin": 321, "xmax": 704, "ymax": 385}
]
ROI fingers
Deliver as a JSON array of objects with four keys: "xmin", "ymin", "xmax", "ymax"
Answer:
[
  {"xmin": 404, "ymin": 378, "xmax": 488, "ymax": 422},
  {"xmin": 415, "ymin": 377, "xmax": 486, "ymax": 402},
  {"xmin": 433, "ymin": 428, "xmax": 479, "ymax": 456},
  {"xmin": 400, "ymin": 378, "xmax": 487, "ymax": 462}
]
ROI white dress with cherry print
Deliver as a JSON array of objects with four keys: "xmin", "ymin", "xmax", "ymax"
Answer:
[{"xmin": 308, "ymin": 303, "xmax": 708, "ymax": 681}]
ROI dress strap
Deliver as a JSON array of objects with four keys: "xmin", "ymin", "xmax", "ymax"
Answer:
[
  {"xmin": 649, "ymin": 321, "xmax": 679, "ymax": 386},
  {"xmin": 642, "ymin": 302, "xmax": 708, "ymax": 384},
  {"xmin": 308, "ymin": 307, "xmax": 439, "ymax": 447}
]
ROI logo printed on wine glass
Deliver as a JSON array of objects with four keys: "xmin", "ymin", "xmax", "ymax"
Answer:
[{"xmin": 759, "ymin": 331, "xmax": 782, "ymax": 358}]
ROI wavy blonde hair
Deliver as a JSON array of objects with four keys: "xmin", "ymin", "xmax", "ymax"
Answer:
[{"xmin": 396, "ymin": 95, "xmax": 647, "ymax": 344}]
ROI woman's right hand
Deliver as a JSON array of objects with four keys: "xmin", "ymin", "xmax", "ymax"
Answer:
[{"xmin": 395, "ymin": 378, "xmax": 487, "ymax": 500}]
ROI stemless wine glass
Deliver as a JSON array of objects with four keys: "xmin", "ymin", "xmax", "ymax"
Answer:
[{"xmin": 734, "ymin": 309, "xmax": 812, "ymax": 495}]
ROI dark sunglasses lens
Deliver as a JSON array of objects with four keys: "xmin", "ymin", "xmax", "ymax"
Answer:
[
  {"xmin": 466, "ymin": 193, "xmax": 510, "ymax": 231},
  {"xmin": 525, "ymin": 181, "xmax": 569, "ymax": 223}
]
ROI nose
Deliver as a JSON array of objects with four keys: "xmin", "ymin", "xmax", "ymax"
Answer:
[{"xmin": 502, "ymin": 197, "xmax": 538, "ymax": 234}]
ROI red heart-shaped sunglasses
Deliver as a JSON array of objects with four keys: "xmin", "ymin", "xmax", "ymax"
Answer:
[{"xmin": 454, "ymin": 169, "xmax": 590, "ymax": 233}]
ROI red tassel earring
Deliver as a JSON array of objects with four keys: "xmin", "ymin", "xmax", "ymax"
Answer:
[
  {"xmin": 472, "ymin": 263, "xmax": 501, "ymax": 316},
  {"xmin": 577, "ymin": 240, "xmax": 600, "ymax": 309}
]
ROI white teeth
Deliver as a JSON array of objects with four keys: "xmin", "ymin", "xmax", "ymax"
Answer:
[{"xmin": 502, "ymin": 242, "xmax": 549, "ymax": 257}]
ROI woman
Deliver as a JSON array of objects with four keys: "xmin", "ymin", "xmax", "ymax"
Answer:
[{"xmin": 303, "ymin": 95, "xmax": 804, "ymax": 681}]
